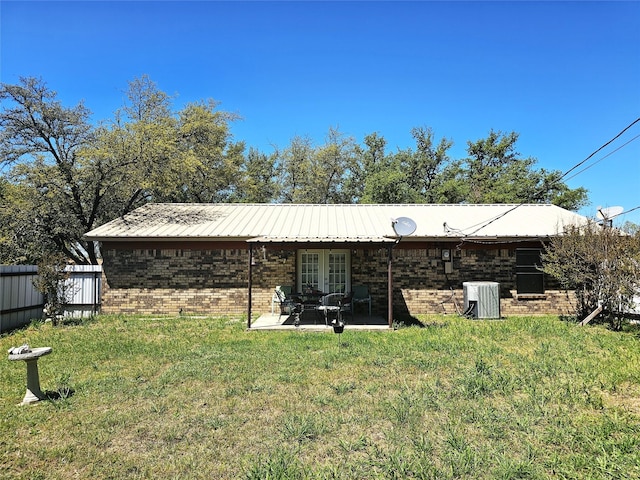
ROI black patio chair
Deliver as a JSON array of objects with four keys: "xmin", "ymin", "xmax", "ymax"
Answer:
[
  {"xmin": 317, "ymin": 292, "xmax": 352, "ymax": 326},
  {"xmin": 339, "ymin": 291, "xmax": 353, "ymax": 323}
]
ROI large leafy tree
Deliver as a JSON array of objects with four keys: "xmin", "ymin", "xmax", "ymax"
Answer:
[
  {"xmin": 0, "ymin": 77, "xmax": 100, "ymax": 264},
  {"xmin": 403, "ymin": 127, "xmax": 453, "ymax": 203},
  {"xmin": 276, "ymin": 135, "xmax": 315, "ymax": 203},
  {"xmin": 277, "ymin": 128, "xmax": 357, "ymax": 204},
  {"xmin": 234, "ymin": 147, "xmax": 279, "ymax": 203},
  {"xmin": 87, "ymin": 77, "xmax": 245, "ymax": 209},
  {"xmin": 0, "ymin": 178, "xmax": 55, "ymax": 263},
  {"xmin": 359, "ymin": 128, "xmax": 453, "ymax": 204},
  {"xmin": 347, "ymin": 132, "xmax": 387, "ymax": 203},
  {"xmin": 176, "ymin": 100, "xmax": 245, "ymax": 203},
  {"xmin": 0, "ymin": 76, "xmax": 244, "ymax": 264},
  {"xmin": 92, "ymin": 75, "xmax": 182, "ymax": 212},
  {"xmin": 351, "ymin": 128, "xmax": 585, "ymax": 207},
  {"xmin": 442, "ymin": 130, "xmax": 588, "ymax": 209},
  {"xmin": 310, "ymin": 127, "xmax": 357, "ymax": 204},
  {"xmin": 542, "ymin": 222, "xmax": 640, "ymax": 330}
]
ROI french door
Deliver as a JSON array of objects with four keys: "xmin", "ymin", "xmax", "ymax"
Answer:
[{"xmin": 298, "ymin": 249, "xmax": 350, "ymax": 294}]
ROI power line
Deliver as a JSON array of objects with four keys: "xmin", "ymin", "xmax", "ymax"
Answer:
[
  {"xmin": 461, "ymin": 117, "xmax": 640, "ymax": 238},
  {"xmin": 464, "ymin": 204, "xmax": 523, "ymax": 237},
  {"xmin": 564, "ymin": 133, "xmax": 640, "ymax": 182},
  {"xmin": 611, "ymin": 204, "xmax": 640, "ymax": 220},
  {"xmin": 559, "ymin": 117, "xmax": 640, "ymax": 181}
]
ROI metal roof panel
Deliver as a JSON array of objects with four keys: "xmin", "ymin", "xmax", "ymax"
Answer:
[{"xmin": 85, "ymin": 203, "xmax": 589, "ymax": 242}]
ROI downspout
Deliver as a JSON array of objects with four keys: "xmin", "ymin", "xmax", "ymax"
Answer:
[{"xmin": 247, "ymin": 244, "xmax": 253, "ymax": 329}]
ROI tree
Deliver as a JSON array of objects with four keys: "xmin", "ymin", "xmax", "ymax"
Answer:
[
  {"xmin": 310, "ymin": 127, "xmax": 357, "ymax": 204},
  {"xmin": 1, "ymin": 76, "xmax": 245, "ymax": 264},
  {"xmin": 0, "ymin": 77, "xmax": 100, "ymax": 264},
  {"xmin": 441, "ymin": 130, "xmax": 588, "ymax": 209},
  {"xmin": 0, "ymin": 179, "xmax": 49, "ymax": 263},
  {"xmin": 86, "ymin": 77, "xmax": 245, "ymax": 209},
  {"xmin": 175, "ymin": 100, "xmax": 246, "ymax": 203},
  {"xmin": 361, "ymin": 168, "xmax": 422, "ymax": 204},
  {"xmin": 0, "ymin": 175, "xmax": 77, "ymax": 264},
  {"xmin": 235, "ymin": 147, "xmax": 279, "ymax": 203},
  {"xmin": 276, "ymin": 135, "xmax": 315, "ymax": 203},
  {"xmin": 276, "ymin": 128, "xmax": 357, "ymax": 204},
  {"xmin": 404, "ymin": 127, "xmax": 453, "ymax": 203},
  {"xmin": 358, "ymin": 128, "xmax": 454, "ymax": 204},
  {"xmin": 346, "ymin": 132, "xmax": 387, "ymax": 203},
  {"xmin": 542, "ymin": 222, "xmax": 640, "ymax": 330},
  {"xmin": 94, "ymin": 75, "xmax": 181, "ymax": 211}
]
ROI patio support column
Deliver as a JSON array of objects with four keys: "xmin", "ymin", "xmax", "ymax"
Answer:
[
  {"xmin": 387, "ymin": 245, "xmax": 393, "ymax": 328},
  {"xmin": 247, "ymin": 244, "xmax": 253, "ymax": 329}
]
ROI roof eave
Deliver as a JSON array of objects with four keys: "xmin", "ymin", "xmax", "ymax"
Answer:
[
  {"xmin": 86, "ymin": 236, "xmax": 255, "ymax": 243},
  {"xmin": 88, "ymin": 234, "xmax": 552, "ymax": 244},
  {"xmin": 247, "ymin": 236, "xmax": 396, "ymax": 244}
]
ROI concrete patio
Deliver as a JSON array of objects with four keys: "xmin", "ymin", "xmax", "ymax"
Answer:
[{"xmin": 249, "ymin": 309, "xmax": 391, "ymax": 331}]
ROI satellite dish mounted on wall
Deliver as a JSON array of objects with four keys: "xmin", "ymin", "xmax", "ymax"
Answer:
[{"xmin": 392, "ymin": 216, "xmax": 417, "ymax": 237}]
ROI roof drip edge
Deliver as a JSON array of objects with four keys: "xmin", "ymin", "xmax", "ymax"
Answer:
[{"xmin": 247, "ymin": 236, "xmax": 396, "ymax": 243}]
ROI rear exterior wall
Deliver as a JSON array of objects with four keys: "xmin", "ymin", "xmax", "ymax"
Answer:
[{"xmin": 100, "ymin": 243, "xmax": 573, "ymax": 317}]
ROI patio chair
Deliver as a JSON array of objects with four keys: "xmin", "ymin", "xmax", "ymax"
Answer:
[
  {"xmin": 352, "ymin": 285, "xmax": 371, "ymax": 317},
  {"xmin": 273, "ymin": 286, "xmax": 300, "ymax": 316},
  {"xmin": 271, "ymin": 285, "xmax": 293, "ymax": 313},
  {"xmin": 339, "ymin": 291, "xmax": 354, "ymax": 323},
  {"xmin": 317, "ymin": 292, "xmax": 352, "ymax": 326},
  {"xmin": 316, "ymin": 293, "xmax": 341, "ymax": 326}
]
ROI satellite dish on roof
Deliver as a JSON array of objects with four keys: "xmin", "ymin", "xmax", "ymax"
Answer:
[
  {"xmin": 596, "ymin": 206, "xmax": 624, "ymax": 220},
  {"xmin": 392, "ymin": 217, "xmax": 417, "ymax": 237}
]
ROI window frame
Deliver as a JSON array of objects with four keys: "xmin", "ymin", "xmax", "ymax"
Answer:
[{"xmin": 515, "ymin": 248, "xmax": 544, "ymax": 295}]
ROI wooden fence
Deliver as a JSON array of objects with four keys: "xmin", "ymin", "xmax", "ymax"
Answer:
[{"xmin": 0, "ymin": 265, "xmax": 102, "ymax": 333}]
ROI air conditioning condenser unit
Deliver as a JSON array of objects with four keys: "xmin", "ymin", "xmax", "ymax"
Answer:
[{"xmin": 463, "ymin": 281, "xmax": 501, "ymax": 319}]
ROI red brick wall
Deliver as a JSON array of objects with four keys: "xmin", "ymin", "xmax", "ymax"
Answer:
[{"xmin": 100, "ymin": 243, "xmax": 573, "ymax": 317}]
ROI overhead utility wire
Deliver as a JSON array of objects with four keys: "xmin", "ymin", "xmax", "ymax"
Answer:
[
  {"xmin": 559, "ymin": 117, "xmax": 640, "ymax": 181},
  {"xmin": 460, "ymin": 117, "xmax": 640, "ymax": 238},
  {"xmin": 610, "ymin": 204, "xmax": 640, "ymax": 219},
  {"xmin": 564, "ymin": 133, "xmax": 640, "ymax": 182}
]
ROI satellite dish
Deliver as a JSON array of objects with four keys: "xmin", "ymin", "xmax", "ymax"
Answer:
[
  {"xmin": 392, "ymin": 216, "xmax": 417, "ymax": 236},
  {"xmin": 596, "ymin": 206, "xmax": 624, "ymax": 220}
]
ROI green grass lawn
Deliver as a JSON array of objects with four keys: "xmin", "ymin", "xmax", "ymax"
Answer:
[{"xmin": 1, "ymin": 314, "xmax": 639, "ymax": 479}]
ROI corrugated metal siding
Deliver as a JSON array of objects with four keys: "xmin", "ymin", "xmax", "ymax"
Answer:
[
  {"xmin": 0, "ymin": 265, "xmax": 44, "ymax": 332},
  {"xmin": 64, "ymin": 265, "xmax": 102, "ymax": 318},
  {"xmin": 0, "ymin": 265, "xmax": 102, "ymax": 332},
  {"xmin": 85, "ymin": 203, "xmax": 588, "ymax": 241}
]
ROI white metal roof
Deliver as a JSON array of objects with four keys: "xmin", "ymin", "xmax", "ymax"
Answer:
[{"xmin": 84, "ymin": 203, "xmax": 589, "ymax": 243}]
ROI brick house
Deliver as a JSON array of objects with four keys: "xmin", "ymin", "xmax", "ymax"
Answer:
[{"xmin": 84, "ymin": 203, "xmax": 587, "ymax": 327}]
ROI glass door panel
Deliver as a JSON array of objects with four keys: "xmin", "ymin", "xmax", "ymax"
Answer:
[
  {"xmin": 327, "ymin": 252, "xmax": 347, "ymax": 293},
  {"xmin": 298, "ymin": 249, "xmax": 350, "ymax": 293},
  {"xmin": 299, "ymin": 252, "xmax": 320, "ymax": 291}
]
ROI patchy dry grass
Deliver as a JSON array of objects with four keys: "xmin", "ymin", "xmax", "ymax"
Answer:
[{"xmin": 1, "ymin": 314, "xmax": 639, "ymax": 479}]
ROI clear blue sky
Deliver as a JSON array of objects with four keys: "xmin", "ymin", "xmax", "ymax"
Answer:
[{"xmin": 2, "ymin": 1, "xmax": 639, "ymax": 225}]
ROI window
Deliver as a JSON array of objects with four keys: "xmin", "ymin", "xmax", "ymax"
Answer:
[{"xmin": 516, "ymin": 248, "xmax": 544, "ymax": 294}]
